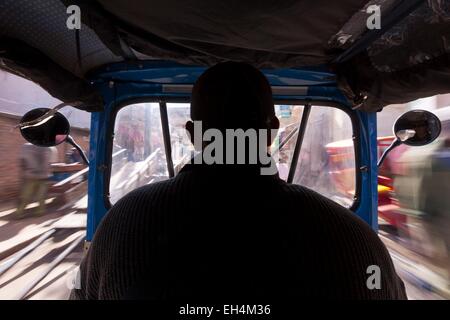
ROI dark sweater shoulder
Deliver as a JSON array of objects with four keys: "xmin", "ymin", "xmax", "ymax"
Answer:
[
  {"xmin": 278, "ymin": 183, "xmax": 406, "ymax": 299},
  {"xmin": 279, "ymin": 182, "xmax": 391, "ymax": 262}
]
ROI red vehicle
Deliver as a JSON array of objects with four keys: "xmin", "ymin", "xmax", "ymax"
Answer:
[
  {"xmin": 376, "ymin": 137, "xmax": 408, "ymax": 235},
  {"xmin": 326, "ymin": 136, "xmax": 408, "ymax": 234}
]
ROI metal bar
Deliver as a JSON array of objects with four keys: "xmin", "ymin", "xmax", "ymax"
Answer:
[
  {"xmin": 159, "ymin": 102, "xmax": 175, "ymax": 178},
  {"xmin": 53, "ymin": 167, "xmax": 89, "ymax": 188},
  {"xmin": 118, "ymin": 36, "xmax": 138, "ymax": 61},
  {"xmin": 0, "ymin": 229, "xmax": 56, "ymax": 277},
  {"xmin": 287, "ymin": 104, "xmax": 312, "ymax": 183},
  {"xmin": 377, "ymin": 138, "xmax": 401, "ymax": 167},
  {"xmin": 75, "ymin": 29, "xmax": 83, "ymax": 72},
  {"xmin": 272, "ymin": 125, "xmax": 299, "ymax": 156},
  {"xmin": 161, "ymin": 85, "xmax": 309, "ymax": 96},
  {"xmin": 16, "ymin": 234, "xmax": 85, "ymax": 300},
  {"xmin": 333, "ymin": 0, "xmax": 426, "ymax": 64},
  {"xmin": 66, "ymin": 135, "xmax": 90, "ymax": 166}
]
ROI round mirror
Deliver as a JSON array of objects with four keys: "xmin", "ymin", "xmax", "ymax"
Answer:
[
  {"xmin": 394, "ymin": 109, "xmax": 441, "ymax": 146},
  {"xmin": 20, "ymin": 108, "xmax": 70, "ymax": 147}
]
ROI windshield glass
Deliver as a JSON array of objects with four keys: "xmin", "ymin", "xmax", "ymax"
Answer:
[
  {"xmin": 110, "ymin": 102, "xmax": 356, "ymax": 207},
  {"xmin": 272, "ymin": 105, "xmax": 356, "ymax": 207}
]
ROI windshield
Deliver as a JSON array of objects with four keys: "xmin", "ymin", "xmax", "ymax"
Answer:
[{"xmin": 109, "ymin": 102, "xmax": 356, "ymax": 207}]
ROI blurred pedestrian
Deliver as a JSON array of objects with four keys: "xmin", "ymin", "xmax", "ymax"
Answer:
[
  {"xmin": 15, "ymin": 143, "xmax": 53, "ymax": 218},
  {"xmin": 421, "ymin": 137, "xmax": 450, "ymax": 285},
  {"xmin": 394, "ymin": 137, "xmax": 450, "ymax": 287}
]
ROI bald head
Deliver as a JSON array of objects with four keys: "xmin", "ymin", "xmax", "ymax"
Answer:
[{"xmin": 190, "ymin": 62, "xmax": 277, "ymax": 131}]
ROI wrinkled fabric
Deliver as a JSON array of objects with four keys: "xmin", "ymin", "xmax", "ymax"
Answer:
[{"xmin": 1, "ymin": 0, "xmax": 450, "ymax": 111}]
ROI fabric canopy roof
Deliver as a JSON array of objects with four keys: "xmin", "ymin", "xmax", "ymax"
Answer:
[{"xmin": 0, "ymin": 0, "xmax": 449, "ymax": 111}]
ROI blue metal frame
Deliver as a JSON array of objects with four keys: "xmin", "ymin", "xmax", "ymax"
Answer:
[
  {"xmin": 85, "ymin": 62, "xmax": 378, "ymax": 240},
  {"xmin": 357, "ymin": 111, "xmax": 379, "ymax": 231}
]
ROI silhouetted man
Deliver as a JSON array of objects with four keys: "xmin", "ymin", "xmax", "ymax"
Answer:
[{"xmin": 71, "ymin": 62, "xmax": 406, "ymax": 300}]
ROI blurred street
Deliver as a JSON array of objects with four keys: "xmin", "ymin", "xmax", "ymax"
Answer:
[
  {"xmin": 0, "ymin": 198, "xmax": 86, "ymax": 300},
  {"xmin": 380, "ymin": 229, "xmax": 450, "ymax": 300}
]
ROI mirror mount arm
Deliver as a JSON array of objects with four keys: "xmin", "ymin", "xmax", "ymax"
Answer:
[
  {"xmin": 66, "ymin": 135, "xmax": 90, "ymax": 166},
  {"xmin": 377, "ymin": 138, "xmax": 402, "ymax": 168}
]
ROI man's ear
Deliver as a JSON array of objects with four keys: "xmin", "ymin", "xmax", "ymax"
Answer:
[
  {"xmin": 185, "ymin": 120, "xmax": 195, "ymax": 145},
  {"xmin": 267, "ymin": 116, "xmax": 280, "ymax": 146}
]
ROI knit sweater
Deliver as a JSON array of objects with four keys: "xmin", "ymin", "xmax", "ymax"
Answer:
[{"xmin": 70, "ymin": 163, "xmax": 407, "ymax": 300}]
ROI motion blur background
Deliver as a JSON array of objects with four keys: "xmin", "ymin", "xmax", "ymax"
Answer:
[{"xmin": 0, "ymin": 69, "xmax": 449, "ymax": 299}]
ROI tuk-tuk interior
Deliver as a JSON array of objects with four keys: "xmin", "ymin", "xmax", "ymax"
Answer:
[{"xmin": 1, "ymin": 0, "xmax": 450, "ymax": 301}]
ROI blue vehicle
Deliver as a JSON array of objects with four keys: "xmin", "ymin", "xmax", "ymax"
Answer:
[{"xmin": 2, "ymin": 0, "xmax": 449, "ymax": 300}]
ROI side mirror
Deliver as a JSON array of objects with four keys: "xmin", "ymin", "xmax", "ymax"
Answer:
[
  {"xmin": 394, "ymin": 110, "xmax": 441, "ymax": 146},
  {"xmin": 20, "ymin": 108, "xmax": 70, "ymax": 147},
  {"xmin": 377, "ymin": 109, "xmax": 442, "ymax": 167},
  {"xmin": 19, "ymin": 108, "xmax": 89, "ymax": 165}
]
